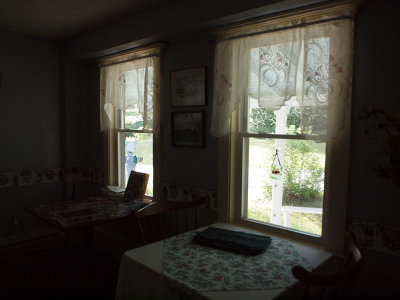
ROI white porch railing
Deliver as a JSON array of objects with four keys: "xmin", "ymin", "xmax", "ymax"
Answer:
[{"xmin": 281, "ymin": 206, "xmax": 322, "ymax": 227}]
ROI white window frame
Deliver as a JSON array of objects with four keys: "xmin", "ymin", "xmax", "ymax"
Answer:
[
  {"xmin": 115, "ymin": 110, "xmax": 155, "ymax": 191},
  {"xmin": 100, "ymin": 44, "xmax": 164, "ymax": 201},
  {"xmin": 213, "ymin": 1, "xmax": 356, "ymax": 255},
  {"xmin": 237, "ymin": 98, "xmax": 328, "ymax": 241},
  {"xmin": 218, "ymin": 99, "xmax": 351, "ymax": 255}
]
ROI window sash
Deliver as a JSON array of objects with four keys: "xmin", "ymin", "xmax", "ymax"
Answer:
[
  {"xmin": 240, "ymin": 134, "xmax": 326, "ymax": 237},
  {"xmin": 234, "ymin": 100, "xmax": 328, "ymax": 244},
  {"xmin": 241, "ymin": 132, "xmax": 325, "ymax": 142},
  {"xmin": 117, "ymin": 130, "xmax": 154, "ymax": 191}
]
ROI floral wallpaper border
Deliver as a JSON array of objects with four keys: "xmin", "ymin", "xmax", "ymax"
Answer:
[
  {"xmin": 348, "ymin": 218, "xmax": 400, "ymax": 257},
  {"xmin": 161, "ymin": 182, "xmax": 217, "ymax": 210},
  {"xmin": 0, "ymin": 167, "xmax": 104, "ymax": 188},
  {"xmin": 1, "ymin": 169, "xmax": 218, "ymax": 209}
]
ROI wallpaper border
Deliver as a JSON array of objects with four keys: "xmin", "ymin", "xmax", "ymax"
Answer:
[
  {"xmin": 0, "ymin": 167, "xmax": 104, "ymax": 188},
  {"xmin": 348, "ymin": 218, "xmax": 400, "ymax": 257}
]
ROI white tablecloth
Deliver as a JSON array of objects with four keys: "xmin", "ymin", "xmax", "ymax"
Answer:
[{"xmin": 115, "ymin": 222, "xmax": 331, "ymax": 300}]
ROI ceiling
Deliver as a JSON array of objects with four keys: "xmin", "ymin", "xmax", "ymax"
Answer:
[{"xmin": 0, "ymin": 0, "xmax": 171, "ymax": 40}]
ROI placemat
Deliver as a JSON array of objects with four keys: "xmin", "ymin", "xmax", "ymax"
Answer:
[{"xmin": 192, "ymin": 227, "xmax": 272, "ymax": 255}]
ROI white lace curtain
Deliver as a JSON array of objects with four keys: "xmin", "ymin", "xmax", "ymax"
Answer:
[
  {"xmin": 211, "ymin": 17, "xmax": 354, "ymax": 140},
  {"xmin": 99, "ymin": 55, "xmax": 160, "ymax": 131}
]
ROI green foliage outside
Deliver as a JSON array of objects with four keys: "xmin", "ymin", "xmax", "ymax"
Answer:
[
  {"xmin": 125, "ymin": 111, "xmax": 153, "ymax": 130},
  {"xmin": 283, "ymin": 140, "xmax": 324, "ymax": 207},
  {"xmin": 249, "ymin": 107, "xmax": 302, "ymax": 134},
  {"xmin": 247, "ymin": 107, "xmax": 325, "ymax": 235},
  {"xmin": 263, "ymin": 139, "xmax": 325, "ymax": 208},
  {"xmin": 250, "ymin": 107, "xmax": 325, "ymax": 207},
  {"xmin": 249, "ymin": 106, "xmax": 327, "ymax": 135}
]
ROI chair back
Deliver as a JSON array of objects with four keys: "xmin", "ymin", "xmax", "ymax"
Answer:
[
  {"xmin": 133, "ymin": 198, "xmax": 206, "ymax": 244},
  {"xmin": 291, "ymin": 231, "xmax": 363, "ymax": 299}
]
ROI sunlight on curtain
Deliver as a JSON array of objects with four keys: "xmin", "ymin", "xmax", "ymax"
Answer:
[
  {"xmin": 211, "ymin": 18, "xmax": 354, "ymax": 140},
  {"xmin": 99, "ymin": 56, "xmax": 160, "ymax": 131}
]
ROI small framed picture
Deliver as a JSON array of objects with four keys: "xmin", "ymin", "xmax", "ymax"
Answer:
[
  {"xmin": 172, "ymin": 111, "xmax": 205, "ymax": 147},
  {"xmin": 170, "ymin": 67, "xmax": 206, "ymax": 106}
]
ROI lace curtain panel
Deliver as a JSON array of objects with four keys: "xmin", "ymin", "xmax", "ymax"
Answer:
[
  {"xmin": 99, "ymin": 56, "xmax": 160, "ymax": 131},
  {"xmin": 210, "ymin": 18, "xmax": 354, "ymax": 140}
]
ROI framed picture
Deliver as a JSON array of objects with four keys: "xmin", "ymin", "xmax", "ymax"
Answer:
[
  {"xmin": 171, "ymin": 67, "xmax": 206, "ymax": 106},
  {"xmin": 172, "ymin": 111, "xmax": 205, "ymax": 147}
]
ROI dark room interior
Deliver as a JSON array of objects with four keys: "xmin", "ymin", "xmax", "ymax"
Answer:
[{"xmin": 1, "ymin": 0, "xmax": 399, "ymax": 299}]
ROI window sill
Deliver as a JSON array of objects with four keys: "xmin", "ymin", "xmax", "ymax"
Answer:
[{"xmin": 233, "ymin": 217, "xmax": 325, "ymax": 250}]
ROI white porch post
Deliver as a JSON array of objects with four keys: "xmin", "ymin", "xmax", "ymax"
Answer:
[{"xmin": 270, "ymin": 106, "xmax": 289, "ymax": 226}]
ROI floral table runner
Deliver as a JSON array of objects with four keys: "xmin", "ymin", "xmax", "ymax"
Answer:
[{"xmin": 162, "ymin": 230, "xmax": 312, "ymax": 292}]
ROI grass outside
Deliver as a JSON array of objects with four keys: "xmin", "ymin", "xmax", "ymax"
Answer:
[{"xmin": 247, "ymin": 203, "xmax": 322, "ymax": 235}]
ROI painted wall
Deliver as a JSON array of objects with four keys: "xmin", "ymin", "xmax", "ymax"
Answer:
[
  {"xmin": 348, "ymin": 0, "xmax": 400, "ymax": 225},
  {"xmin": 0, "ymin": 31, "xmax": 62, "ymax": 236},
  {"xmin": 61, "ymin": 57, "xmax": 104, "ymax": 199},
  {"xmin": 64, "ymin": 0, "xmax": 321, "ymax": 58},
  {"xmin": 161, "ymin": 33, "xmax": 218, "ymax": 189},
  {"xmin": 340, "ymin": 1, "xmax": 400, "ymax": 297}
]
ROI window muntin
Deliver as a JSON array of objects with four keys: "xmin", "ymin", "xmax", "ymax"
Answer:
[{"xmin": 241, "ymin": 39, "xmax": 330, "ymax": 236}]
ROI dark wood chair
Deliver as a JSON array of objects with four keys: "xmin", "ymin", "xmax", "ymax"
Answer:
[
  {"xmin": 291, "ymin": 231, "xmax": 363, "ymax": 299},
  {"xmin": 133, "ymin": 197, "xmax": 206, "ymax": 244}
]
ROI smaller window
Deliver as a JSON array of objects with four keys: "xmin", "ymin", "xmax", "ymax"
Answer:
[{"xmin": 99, "ymin": 45, "xmax": 163, "ymax": 198}]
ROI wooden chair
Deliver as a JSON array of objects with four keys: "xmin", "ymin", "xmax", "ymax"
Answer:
[
  {"xmin": 133, "ymin": 197, "xmax": 206, "ymax": 244},
  {"xmin": 291, "ymin": 231, "xmax": 363, "ymax": 299}
]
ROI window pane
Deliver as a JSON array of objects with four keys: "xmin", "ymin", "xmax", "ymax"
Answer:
[
  {"xmin": 120, "ymin": 67, "xmax": 154, "ymax": 130},
  {"xmin": 245, "ymin": 137, "xmax": 325, "ymax": 236},
  {"xmin": 120, "ymin": 132, "xmax": 153, "ymax": 196},
  {"xmin": 248, "ymin": 98, "xmax": 327, "ymax": 136},
  {"xmin": 124, "ymin": 107, "xmax": 144, "ymax": 130}
]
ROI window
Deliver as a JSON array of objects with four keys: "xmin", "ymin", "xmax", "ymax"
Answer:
[
  {"xmin": 99, "ymin": 44, "xmax": 163, "ymax": 198},
  {"xmin": 243, "ymin": 103, "xmax": 326, "ymax": 236},
  {"xmin": 211, "ymin": 1, "xmax": 357, "ymax": 253}
]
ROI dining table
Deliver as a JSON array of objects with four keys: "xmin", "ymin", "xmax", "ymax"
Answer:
[
  {"xmin": 115, "ymin": 222, "xmax": 331, "ymax": 300},
  {"xmin": 25, "ymin": 197, "xmax": 153, "ymax": 246},
  {"xmin": 25, "ymin": 197, "xmax": 152, "ymax": 231}
]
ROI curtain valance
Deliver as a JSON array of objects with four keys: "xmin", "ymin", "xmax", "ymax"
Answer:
[
  {"xmin": 98, "ymin": 45, "xmax": 163, "ymax": 132},
  {"xmin": 210, "ymin": 1, "xmax": 357, "ymax": 139}
]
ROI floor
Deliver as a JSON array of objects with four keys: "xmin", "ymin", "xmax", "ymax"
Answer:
[{"xmin": 0, "ymin": 245, "xmax": 120, "ymax": 300}]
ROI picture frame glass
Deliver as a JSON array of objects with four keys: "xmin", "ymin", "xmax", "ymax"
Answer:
[
  {"xmin": 171, "ymin": 67, "xmax": 205, "ymax": 106},
  {"xmin": 172, "ymin": 112, "xmax": 204, "ymax": 147}
]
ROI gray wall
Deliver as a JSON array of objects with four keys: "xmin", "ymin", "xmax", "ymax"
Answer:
[
  {"xmin": 0, "ymin": 31, "xmax": 61, "ymax": 172},
  {"xmin": 348, "ymin": 0, "xmax": 400, "ymax": 225},
  {"xmin": 64, "ymin": 0, "xmax": 320, "ymax": 58},
  {"xmin": 0, "ymin": 31, "xmax": 62, "ymax": 235},
  {"xmin": 161, "ymin": 34, "xmax": 218, "ymax": 189}
]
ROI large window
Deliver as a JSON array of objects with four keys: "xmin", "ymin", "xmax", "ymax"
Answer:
[
  {"xmin": 99, "ymin": 45, "xmax": 162, "ymax": 198},
  {"xmin": 243, "ymin": 100, "xmax": 327, "ymax": 236},
  {"xmin": 211, "ymin": 2, "xmax": 356, "ymax": 252},
  {"xmin": 241, "ymin": 39, "xmax": 331, "ymax": 236}
]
